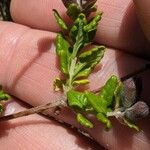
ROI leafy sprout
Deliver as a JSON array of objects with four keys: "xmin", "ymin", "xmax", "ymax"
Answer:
[{"xmin": 52, "ymin": 0, "xmax": 150, "ymax": 131}]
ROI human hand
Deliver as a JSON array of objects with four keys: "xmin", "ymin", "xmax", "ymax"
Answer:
[{"xmin": 0, "ymin": 0, "xmax": 150, "ymax": 149}]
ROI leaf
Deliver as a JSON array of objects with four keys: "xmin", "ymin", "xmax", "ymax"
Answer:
[
  {"xmin": 0, "ymin": 86, "xmax": 10, "ymax": 101},
  {"xmin": 73, "ymin": 79, "xmax": 89, "ymax": 85},
  {"xmin": 123, "ymin": 118, "xmax": 139, "ymax": 131},
  {"xmin": 55, "ymin": 33, "xmax": 70, "ymax": 74},
  {"xmin": 74, "ymin": 67, "xmax": 91, "ymax": 79},
  {"xmin": 79, "ymin": 46, "xmax": 105, "ymax": 68},
  {"xmin": 53, "ymin": 9, "xmax": 68, "ymax": 30},
  {"xmin": 73, "ymin": 46, "xmax": 105, "ymax": 80},
  {"xmin": 99, "ymin": 75, "xmax": 119, "ymax": 106},
  {"xmin": 53, "ymin": 78, "xmax": 64, "ymax": 91},
  {"xmin": 77, "ymin": 113, "xmax": 93, "ymax": 128},
  {"xmin": 70, "ymin": 13, "xmax": 87, "ymax": 43},
  {"xmin": 67, "ymin": 3, "xmax": 81, "ymax": 20},
  {"xmin": 96, "ymin": 113, "xmax": 112, "ymax": 129},
  {"xmin": 0, "ymin": 104, "xmax": 4, "ymax": 113},
  {"xmin": 84, "ymin": 12, "xmax": 102, "ymax": 32},
  {"xmin": 84, "ymin": 13, "xmax": 102, "ymax": 41},
  {"xmin": 85, "ymin": 91, "xmax": 107, "ymax": 113},
  {"xmin": 67, "ymin": 90, "xmax": 88, "ymax": 110}
]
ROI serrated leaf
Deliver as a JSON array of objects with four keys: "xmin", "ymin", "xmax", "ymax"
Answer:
[
  {"xmin": 67, "ymin": 90, "xmax": 88, "ymax": 110},
  {"xmin": 55, "ymin": 33, "xmax": 70, "ymax": 74},
  {"xmin": 99, "ymin": 75, "xmax": 119, "ymax": 106},
  {"xmin": 73, "ymin": 79, "xmax": 89, "ymax": 85},
  {"xmin": 53, "ymin": 78, "xmax": 64, "ymax": 91},
  {"xmin": 53, "ymin": 9, "xmax": 68, "ymax": 30},
  {"xmin": 77, "ymin": 113, "xmax": 93, "ymax": 128}
]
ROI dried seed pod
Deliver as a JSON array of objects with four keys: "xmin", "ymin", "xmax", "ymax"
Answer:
[{"xmin": 125, "ymin": 101, "xmax": 149, "ymax": 121}]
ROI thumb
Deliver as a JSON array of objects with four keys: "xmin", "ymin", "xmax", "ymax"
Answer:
[{"xmin": 133, "ymin": 0, "xmax": 150, "ymax": 42}]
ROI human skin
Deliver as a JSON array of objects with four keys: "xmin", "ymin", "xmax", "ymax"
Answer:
[{"xmin": 0, "ymin": 0, "xmax": 149, "ymax": 149}]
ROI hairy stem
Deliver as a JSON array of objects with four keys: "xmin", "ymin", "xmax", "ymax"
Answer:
[{"xmin": 0, "ymin": 100, "xmax": 65, "ymax": 122}]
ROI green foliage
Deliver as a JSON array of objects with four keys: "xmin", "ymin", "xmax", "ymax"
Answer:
[
  {"xmin": 55, "ymin": 33, "xmax": 70, "ymax": 74},
  {"xmin": 77, "ymin": 113, "xmax": 93, "ymax": 128},
  {"xmin": 53, "ymin": 0, "xmax": 145, "ymax": 131},
  {"xmin": 53, "ymin": 9, "xmax": 68, "ymax": 30}
]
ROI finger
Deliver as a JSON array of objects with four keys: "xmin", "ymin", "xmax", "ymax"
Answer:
[
  {"xmin": 10, "ymin": 0, "xmax": 150, "ymax": 56},
  {"xmin": 1, "ymin": 98, "xmax": 100, "ymax": 150},
  {"xmin": 0, "ymin": 21, "xmax": 150, "ymax": 149},
  {"xmin": 133, "ymin": 0, "xmax": 150, "ymax": 42}
]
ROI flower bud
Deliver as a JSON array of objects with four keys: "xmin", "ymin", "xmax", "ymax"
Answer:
[{"xmin": 125, "ymin": 101, "xmax": 149, "ymax": 121}]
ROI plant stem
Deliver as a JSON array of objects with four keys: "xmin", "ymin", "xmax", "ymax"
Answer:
[{"xmin": 0, "ymin": 100, "xmax": 65, "ymax": 122}]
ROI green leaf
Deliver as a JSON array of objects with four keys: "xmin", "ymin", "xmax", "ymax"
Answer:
[
  {"xmin": 123, "ymin": 118, "xmax": 139, "ymax": 131},
  {"xmin": 53, "ymin": 78, "xmax": 64, "ymax": 91},
  {"xmin": 85, "ymin": 91, "xmax": 107, "ymax": 113},
  {"xmin": 79, "ymin": 46, "xmax": 105, "ymax": 68},
  {"xmin": 67, "ymin": 3, "xmax": 81, "ymax": 20},
  {"xmin": 77, "ymin": 113, "xmax": 93, "ymax": 128},
  {"xmin": 74, "ymin": 67, "xmax": 91, "ymax": 79},
  {"xmin": 70, "ymin": 13, "xmax": 87, "ymax": 44},
  {"xmin": 0, "ymin": 86, "xmax": 10, "ymax": 101},
  {"xmin": 53, "ymin": 9, "xmax": 68, "ymax": 30},
  {"xmin": 55, "ymin": 33, "xmax": 70, "ymax": 74},
  {"xmin": 73, "ymin": 46, "xmax": 105, "ymax": 80},
  {"xmin": 67, "ymin": 90, "xmax": 88, "ymax": 110},
  {"xmin": 84, "ymin": 12, "xmax": 102, "ymax": 32},
  {"xmin": 99, "ymin": 75, "xmax": 119, "ymax": 106},
  {"xmin": 73, "ymin": 79, "xmax": 89, "ymax": 85},
  {"xmin": 0, "ymin": 104, "xmax": 4, "ymax": 113},
  {"xmin": 96, "ymin": 113, "xmax": 112, "ymax": 129}
]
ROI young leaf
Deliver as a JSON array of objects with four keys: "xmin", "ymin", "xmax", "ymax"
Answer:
[
  {"xmin": 85, "ymin": 91, "xmax": 107, "ymax": 113},
  {"xmin": 73, "ymin": 46, "xmax": 105, "ymax": 80},
  {"xmin": 99, "ymin": 75, "xmax": 119, "ymax": 106},
  {"xmin": 70, "ymin": 13, "xmax": 87, "ymax": 42},
  {"xmin": 73, "ymin": 79, "xmax": 89, "ymax": 85},
  {"xmin": 84, "ymin": 12, "xmax": 102, "ymax": 32},
  {"xmin": 123, "ymin": 118, "xmax": 139, "ymax": 131},
  {"xmin": 67, "ymin": 3, "xmax": 81, "ymax": 20},
  {"xmin": 55, "ymin": 33, "xmax": 70, "ymax": 74},
  {"xmin": 96, "ymin": 113, "xmax": 112, "ymax": 129},
  {"xmin": 53, "ymin": 9, "xmax": 68, "ymax": 31},
  {"xmin": 67, "ymin": 90, "xmax": 88, "ymax": 110},
  {"xmin": 79, "ymin": 46, "xmax": 105, "ymax": 68},
  {"xmin": 77, "ymin": 113, "xmax": 93, "ymax": 128}
]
